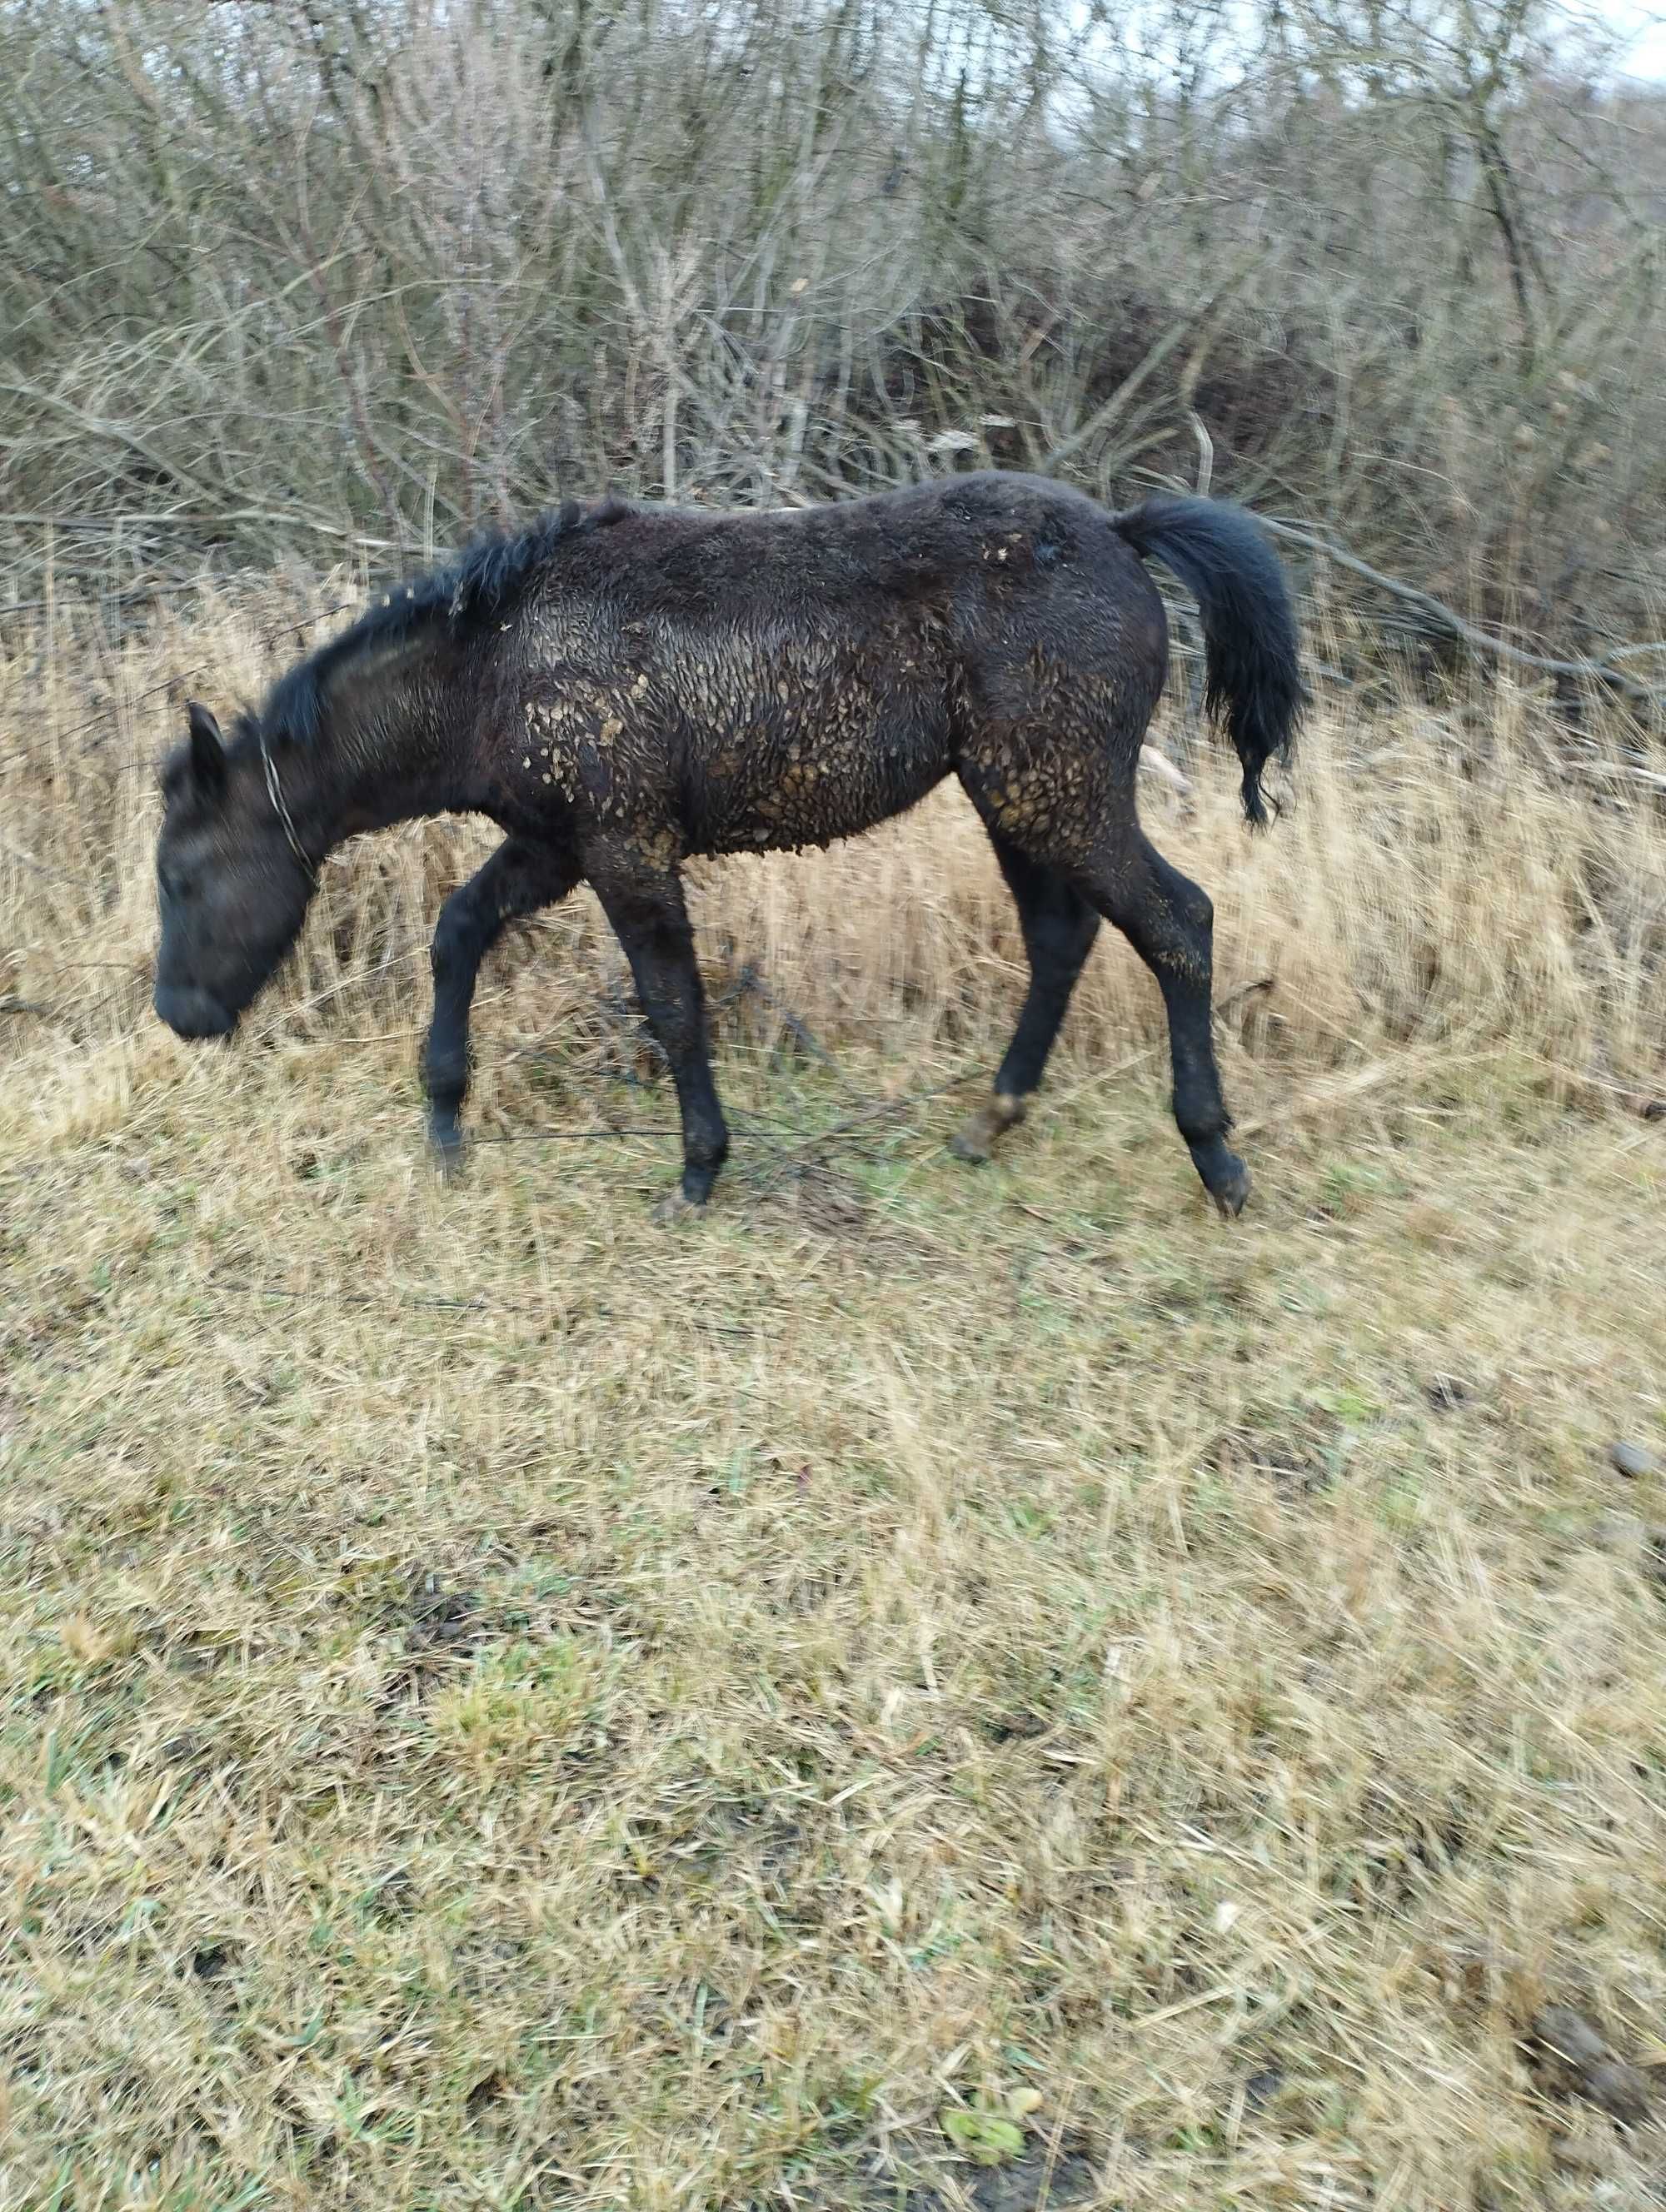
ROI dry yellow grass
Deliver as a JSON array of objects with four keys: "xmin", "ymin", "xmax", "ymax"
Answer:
[{"xmin": 2, "ymin": 583, "xmax": 1665, "ymax": 2211}]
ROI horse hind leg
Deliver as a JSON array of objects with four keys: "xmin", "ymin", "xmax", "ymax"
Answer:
[
  {"xmin": 951, "ymin": 830, "xmax": 1100, "ymax": 1163},
  {"xmin": 1085, "ymin": 827, "xmax": 1250, "ymax": 1217}
]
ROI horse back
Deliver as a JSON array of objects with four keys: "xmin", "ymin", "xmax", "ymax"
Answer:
[{"xmin": 502, "ymin": 474, "xmax": 1162, "ymax": 857}]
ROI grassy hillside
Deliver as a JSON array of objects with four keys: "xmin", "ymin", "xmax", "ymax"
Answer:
[{"xmin": 2, "ymin": 586, "xmax": 1664, "ymax": 2207}]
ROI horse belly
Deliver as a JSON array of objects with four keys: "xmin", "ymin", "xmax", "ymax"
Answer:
[{"xmin": 691, "ymin": 686, "xmax": 950, "ymax": 856}]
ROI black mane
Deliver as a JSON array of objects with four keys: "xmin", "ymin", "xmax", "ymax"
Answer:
[{"xmin": 257, "ymin": 496, "xmax": 632, "ymax": 743}]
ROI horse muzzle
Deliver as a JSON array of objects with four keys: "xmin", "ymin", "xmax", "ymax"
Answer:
[{"xmin": 154, "ymin": 981, "xmax": 237, "ymax": 1040}]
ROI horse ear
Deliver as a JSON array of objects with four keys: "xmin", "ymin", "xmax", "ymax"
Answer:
[{"xmin": 186, "ymin": 700, "xmax": 227, "ymax": 795}]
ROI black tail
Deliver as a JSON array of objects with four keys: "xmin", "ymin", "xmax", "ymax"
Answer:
[{"xmin": 1111, "ymin": 495, "xmax": 1306, "ymax": 826}]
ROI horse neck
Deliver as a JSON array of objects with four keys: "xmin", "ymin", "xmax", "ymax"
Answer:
[{"xmin": 289, "ymin": 651, "xmax": 478, "ymax": 851}]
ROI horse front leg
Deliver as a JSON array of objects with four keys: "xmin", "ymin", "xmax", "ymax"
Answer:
[
  {"xmin": 587, "ymin": 845, "xmax": 729, "ymax": 1219},
  {"xmin": 422, "ymin": 836, "xmax": 578, "ymax": 1172}
]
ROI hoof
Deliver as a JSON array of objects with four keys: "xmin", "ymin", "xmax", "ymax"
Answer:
[
  {"xmin": 652, "ymin": 1186, "xmax": 703, "ymax": 1227},
  {"xmin": 428, "ymin": 1122, "xmax": 466, "ymax": 1182},
  {"xmin": 1189, "ymin": 1136, "xmax": 1252, "ymax": 1218},
  {"xmin": 1210, "ymin": 1166, "xmax": 1252, "ymax": 1219},
  {"xmin": 950, "ymin": 1094, "xmax": 1025, "ymax": 1167}
]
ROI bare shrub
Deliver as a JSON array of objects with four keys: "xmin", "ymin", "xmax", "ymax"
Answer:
[{"xmin": 2, "ymin": 0, "xmax": 1664, "ymax": 668}]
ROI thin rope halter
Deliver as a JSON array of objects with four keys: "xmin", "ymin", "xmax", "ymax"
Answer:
[{"xmin": 258, "ymin": 730, "xmax": 317, "ymax": 884}]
